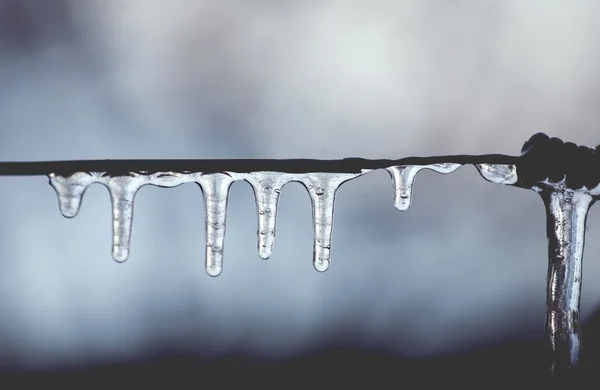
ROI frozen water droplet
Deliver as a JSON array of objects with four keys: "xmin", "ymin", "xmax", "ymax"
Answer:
[
  {"xmin": 476, "ymin": 164, "xmax": 518, "ymax": 185},
  {"xmin": 48, "ymin": 172, "xmax": 100, "ymax": 218},
  {"xmin": 245, "ymin": 172, "xmax": 292, "ymax": 260},
  {"xmin": 386, "ymin": 166, "xmax": 419, "ymax": 211},
  {"xmin": 298, "ymin": 172, "xmax": 361, "ymax": 272},
  {"xmin": 105, "ymin": 174, "xmax": 147, "ymax": 263},
  {"xmin": 386, "ymin": 164, "xmax": 461, "ymax": 211},
  {"xmin": 196, "ymin": 173, "xmax": 237, "ymax": 276}
]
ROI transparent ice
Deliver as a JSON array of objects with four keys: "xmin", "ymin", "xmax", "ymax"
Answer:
[
  {"xmin": 528, "ymin": 179, "xmax": 600, "ymax": 374},
  {"xmin": 49, "ymin": 163, "xmax": 519, "ymax": 275},
  {"xmin": 245, "ymin": 171, "xmax": 360, "ymax": 271},
  {"xmin": 45, "ymin": 155, "xmax": 599, "ymax": 375},
  {"xmin": 385, "ymin": 163, "xmax": 462, "ymax": 211}
]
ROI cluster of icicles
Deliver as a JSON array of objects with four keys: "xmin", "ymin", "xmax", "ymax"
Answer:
[{"xmin": 48, "ymin": 163, "xmax": 516, "ymax": 277}]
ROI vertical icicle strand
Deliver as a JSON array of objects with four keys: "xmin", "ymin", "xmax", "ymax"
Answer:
[
  {"xmin": 196, "ymin": 173, "xmax": 236, "ymax": 277},
  {"xmin": 106, "ymin": 175, "xmax": 147, "ymax": 263},
  {"xmin": 299, "ymin": 173, "xmax": 360, "ymax": 272},
  {"xmin": 245, "ymin": 172, "xmax": 289, "ymax": 260},
  {"xmin": 540, "ymin": 187, "xmax": 594, "ymax": 376}
]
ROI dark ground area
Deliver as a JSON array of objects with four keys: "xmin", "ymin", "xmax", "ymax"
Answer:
[{"xmin": 2, "ymin": 307, "xmax": 600, "ymax": 387}]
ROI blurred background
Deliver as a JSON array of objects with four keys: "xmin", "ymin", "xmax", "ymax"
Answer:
[{"xmin": 1, "ymin": 0, "xmax": 600, "ymax": 384}]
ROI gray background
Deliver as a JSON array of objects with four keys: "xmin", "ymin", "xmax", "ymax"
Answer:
[{"xmin": 1, "ymin": 0, "xmax": 600, "ymax": 370}]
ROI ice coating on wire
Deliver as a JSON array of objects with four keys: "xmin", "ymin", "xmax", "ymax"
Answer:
[
  {"xmin": 48, "ymin": 169, "xmax": 364, "ymax": 273},
  {"xmin": 37, "ymin": 133, "xmax": 600, "ymax": 376},
  {"xmin": 475, "ymin": 163, "xmax": 518, "ymax": 185},
  {"xmin": 47, "ymin": 160, "xmax": 530, "ymax": 272},
  {"xmin": 49, "ymin": 171, "xmax": 203, "ymax": 264}
]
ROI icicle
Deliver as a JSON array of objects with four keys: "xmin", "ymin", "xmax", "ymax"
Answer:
[
  {"xmin": 48, "ymin": 172, "xmax": 101, "ymax": 218},
  {"xmin": 296, "ymin": 173, "xmax": 361, "ymax": 272},
  {"xmin": 105, "ymin": 175, "xmax": 147, "ymax": 263},
  {"xmin": 245, "ymin": 172, "xmax": 292, "ymax": 260},
  {"xmin": 196, "ymin": 173, "xmax": 237, "ymax": 277},
  {"xmin": 475, "ymin": 164, "xmax": 518, "ymax": 185},
  {"xmin": 386, "ymin": 163, "xmax": 461, "ymax": 211},
  {"xmin": 537, "ymin": 184, "xmax": 594, "ymax": 376}
]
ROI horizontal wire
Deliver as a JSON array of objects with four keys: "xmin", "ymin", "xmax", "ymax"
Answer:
[{"xmin": 0, "ymin": 154, "xmax": 520, "ymax": 176}]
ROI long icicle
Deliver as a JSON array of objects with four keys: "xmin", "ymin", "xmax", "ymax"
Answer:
[
  {"xmin": 245, "ymin": 172, "xmax": 291, "ymax": 260},
  {"xmin": 105, "ymin": 175, "xmax": 147, "ymax": 263},
  {"xmin": 299, "ymin": 173, "xmax": 361, "ymax": 272},
  {"xmin": 196, "ymin": 173, "xmax": 237, "ymax": 277},
  {"xmin": 539, "ymin": 186, "xmax": 594, "ymax": 375}
]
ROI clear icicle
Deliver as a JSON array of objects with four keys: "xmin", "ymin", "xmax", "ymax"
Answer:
[
  {"xmin": 476, "ymin": 164, "xmax": 518, "ymax": 185},
  {"xmin": 48, "ymin": 172, "xmax": 101, "ymax": 218},
  {"xmin": 105, "ymin": 175, "xmax": 147, "ymax": 263},
  {"xmin": 245, "ymin": 172, "xmax": 291, "ymax": 260},
  {"xmin": 386, "ymin": 163, "xmax": 461, "ymax": 211},
  {"xmin": 297, "ymin": 173, "xmax": 361, "ymax": 272},
  {"xmin": 537, "ymin": 183, "xmax": 594, "ymax": 375},
  {"xmin": 196, "ymin": 173, "xmax": 237, "ymax": 277}
]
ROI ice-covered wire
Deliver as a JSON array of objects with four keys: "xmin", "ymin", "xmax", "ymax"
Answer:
[{"xmin": 0, "ymin": 132, "xmax": 598, "ymax": 376}]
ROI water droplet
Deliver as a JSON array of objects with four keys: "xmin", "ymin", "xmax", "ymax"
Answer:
[
  {"xmin": 196, "ymin": 173, "xmax": 237, "ymax": 276},
  {"xmin": 315, "ymin": 188, "xmax": 324, "ymax": 196}
]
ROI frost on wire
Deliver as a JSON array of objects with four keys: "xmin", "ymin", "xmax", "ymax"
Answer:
[{"xmin": 44, "ymin": 132, "xmax": 600, "ymax": 376}]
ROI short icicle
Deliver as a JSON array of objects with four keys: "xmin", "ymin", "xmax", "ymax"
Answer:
[
  {"xmin": 196, "ymin": 173, "xmax": 237, "ymax": 277},
  {"xmin": 105, "ymin": 174, "xmax": 147, "ymax": 263},
  {"xmin": 48, "ymin": 172, "xmax": 101, "ymax": 218},
  {"xmin": 298, "ymin": 173, "xmax": 361, "ymax": 272},
  {"xmin": 386, "ymin": 163, "xmax": 461, "ymax": 211},
  {"xmin": 245, "ymin": 172, "xmax": 292, "ymax": 260}
]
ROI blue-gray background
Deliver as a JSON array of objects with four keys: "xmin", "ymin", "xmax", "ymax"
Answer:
[{"xmin": 1, "ymin": 0, "xmax": 600, "ymax": 371}]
